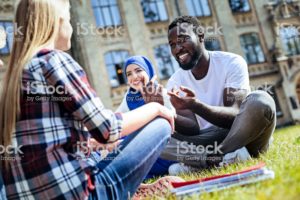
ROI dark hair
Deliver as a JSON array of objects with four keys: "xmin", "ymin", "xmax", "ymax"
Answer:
[{"xmin": 168, "ymin": 15, "xmax": 201, "ymax": 34}]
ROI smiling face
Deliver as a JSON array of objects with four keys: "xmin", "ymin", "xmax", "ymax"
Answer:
[
  {"xmin": 126, "ymin": 64, "xmax": 150, "ymax": 91},
  {"xmin": 168, "ymin": 23, "xmax": 203, "ymax": 70}
]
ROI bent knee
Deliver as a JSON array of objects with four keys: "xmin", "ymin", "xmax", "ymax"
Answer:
[
  {"xmin": 244, "ymin": 91, "xmax": 276, "ymax": 122},
  {"xmin": 151, "ymin": 118, "xmax": 172, "ymax": 138}
]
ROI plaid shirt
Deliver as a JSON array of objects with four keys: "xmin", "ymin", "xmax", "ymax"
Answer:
[{"xmin": 3, "ymin": 49, "xmax": 123, "ymax": 200}]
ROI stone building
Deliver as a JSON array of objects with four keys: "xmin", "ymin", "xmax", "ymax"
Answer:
[{"xmin": 0, "ymin": 0, "xmax": 300, "ymax": 126}]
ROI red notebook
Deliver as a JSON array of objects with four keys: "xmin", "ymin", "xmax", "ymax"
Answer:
[{"xmin": 171, "ymin": 162, "xmax": 266, "ymax": 188}]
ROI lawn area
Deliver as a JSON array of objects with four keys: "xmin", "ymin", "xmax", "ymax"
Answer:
[{"xmin": 151, "ymin": 125, "xmax": 300, "ymax": 200}]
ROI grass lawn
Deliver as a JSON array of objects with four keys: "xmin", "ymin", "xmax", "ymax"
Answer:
[{"xmin": 148, "ymin": 125, "xmax": 300, "ymax": 200}]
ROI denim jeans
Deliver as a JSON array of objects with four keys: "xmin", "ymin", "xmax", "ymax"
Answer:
[
  {"xmin": 161, "ymin": 90, "xmax": 276, "ymax": 168},
  {"xmin": 88, "ymin": 118, "xmax": 171, "ymax": 200}
]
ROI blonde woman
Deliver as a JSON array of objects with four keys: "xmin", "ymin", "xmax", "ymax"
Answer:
[{"xmin": 0, "ymin": 0, "xmax": 182, "ymax": 199}]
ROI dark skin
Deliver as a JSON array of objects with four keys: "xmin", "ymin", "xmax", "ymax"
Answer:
[
  {"xmin": 142, "ymin": 24, "xmax": 247, "ymax": 132},
  {"xmin": 168, "ymin": 24, "xmax": 248, "ymax": 129}
]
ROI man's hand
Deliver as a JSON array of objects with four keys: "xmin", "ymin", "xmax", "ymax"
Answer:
[
  {"xmin": 141, "ymin": 75, "xmax": 164, "ymax": 105},
  {"xmin": 168, "ymin": 86, "xmax": 196, "ymax": 110}
]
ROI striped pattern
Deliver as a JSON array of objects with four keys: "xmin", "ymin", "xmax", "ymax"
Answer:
[{"xmin": 3, "ymin": 49, "xmax": 123, "ymax": 200}]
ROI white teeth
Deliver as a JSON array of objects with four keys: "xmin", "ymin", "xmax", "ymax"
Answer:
[{"xmin": 179, "ymin": 53, "xmax": 188, "ymax": 60}]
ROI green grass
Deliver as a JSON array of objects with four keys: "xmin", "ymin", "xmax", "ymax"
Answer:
[{"xmin": 148, "ymin": 125, "xmax": 300, "ymax": 200}]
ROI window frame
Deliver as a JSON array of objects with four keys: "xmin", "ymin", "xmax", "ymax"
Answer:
[
  {"xmin": 153, "ymin": 43, "xmax": 179, "ymax": 80},
  {"xmin": 240, "ymin": 32, "xmax": 266, "ymax": 65},
  {"xmin": 279, "ymin": 25, "xmax": 300, "ymax": 56},
  {"xmin": 104, "ymin": 50, "xmax": 130, "ymax": 88},
  {"xmin": 0, "ymin": 21, "xmax": 13, "ymax": 55},
  {"xmin": 184, "ymin": 0, "xmax": 212, "ymax": 17},
  {"xmin": 91, "ymin": 0, "xmax": 122, "ymax": 28},
  {"xmin": 141, "ymin": 0, "xmax": 169, "ymax": 23},
  {"xmin": 229, "ymin": 0, "xmax": 251, "ymax": 14},
  {"xmin": 205, "ymin": 38, "xmax": 222, "ymax": 51}
]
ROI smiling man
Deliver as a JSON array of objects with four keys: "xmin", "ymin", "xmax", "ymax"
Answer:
[{"xmin": 160, "ymin": 16, "xmax": 276, "ymax": 173}]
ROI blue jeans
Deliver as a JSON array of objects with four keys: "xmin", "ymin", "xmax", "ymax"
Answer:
[{"xmin": 88, "ymin": 118, "xmax": 171, "ymax": 200}]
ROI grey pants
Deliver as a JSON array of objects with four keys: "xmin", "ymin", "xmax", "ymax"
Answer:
[{"xmin": 161, "ymin": 90, "xmax": 276, "ymax": 168}]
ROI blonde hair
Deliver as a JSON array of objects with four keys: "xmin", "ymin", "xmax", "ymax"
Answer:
[{"xmin": 0, "ymin": 0, "xmax": 69, "ymax": 164}]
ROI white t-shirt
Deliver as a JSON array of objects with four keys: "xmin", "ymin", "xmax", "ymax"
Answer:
[{"xmin": 167, "ymin": 51, "xmax": 250, "ymax": 130}]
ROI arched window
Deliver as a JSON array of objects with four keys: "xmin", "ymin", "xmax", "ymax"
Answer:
[
  {"xmin": 104, "ymin": 50, "xmax": 130, "ymax": 87},
  {"xmin": 0, "ymin": 21, "xmax": 13, "ymax": 55},
  {"xmin": 240, "ymin": 33, "xmax": 265, "ymax": 64},
  {"xmin": 184, "ymin": 0, "xmax": 211, "ymax": 17},
  {"xmin": 229, "ymin": 0, "xmax": 250, "ymax": 13},
  {"xmin": 205, "ymin": 38, "xmax": 222, "ymax": 51},
  {"xmin": 91, "ymin": 0, "xmax": 122, "ymax": 27},
  {"xmin": 154, "ymin": 44, "xmax": 179, "ymax": 79},
  {"xmin": 279, "ymin": 26, "xmax": 300, "ymax": 56},
  {"xmin": 141, "ymin": 0, "xmax": 168, "ymax": 23}
]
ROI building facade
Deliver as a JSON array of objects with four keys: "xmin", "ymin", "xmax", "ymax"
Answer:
[{"xmin": 0, "ymin": 0, "xmax": 300, "ymax": 126}]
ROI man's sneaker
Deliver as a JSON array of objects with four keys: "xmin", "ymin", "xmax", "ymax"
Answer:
[
  {"xmin": 132, "ymin": 176, "xmax": 185, "ymax": 200},
  {"xmin": 168, "ymin": 163, "xmax": 199, "ymax": 176},
  {"xmin": 219, "ymin": 147, "xmax": 251, "ymax": 167}
]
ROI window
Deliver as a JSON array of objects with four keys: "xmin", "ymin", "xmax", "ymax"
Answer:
[
  {"xmin": 258, "ymin": 85, "xmax": 283, "ymax": 117},
  {"xmin": 154, "ymin": 44, "xmax": 179, "ymax": 79},
  {"xmin": 240, "ymin": 33, "xmax": 265, "ymax": 64},
  {"xmin": 0, "ymin": 21, "xmax": 13, "ymax": 55},
  {"xmin": 104, "ymin": 50, "xmax": 130, "ymax": 87},
  {"xmin": 141, "ymin": 0, "xmax": 168, "ymax": 23},
  {"xmin": 185, "ymin": 0, "xmax": 211, "ymax": 17},
  {"xmin": 91, "ymin": 0, "xmax": 122, "ymax": 27},
  {"xmin": 205, "ymin": 38, "xmax": 221, "ymax": 51},
  {"xmin": 279, "ymin": 26, "xmax": 300, "ymax": 56},
  {"xmin": 229, "ymin": 0, "xmax": 250, "ymax": 13}
]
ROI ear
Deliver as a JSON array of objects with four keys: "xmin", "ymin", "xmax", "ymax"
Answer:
[{"xmin": 198, "ymin": 32, "xmax": 205, "ymax": 42}]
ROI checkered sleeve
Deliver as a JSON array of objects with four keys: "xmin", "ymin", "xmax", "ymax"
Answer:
[{"xmin": 42, "ymin": 50, "xmax": 123, "ymax": 143}]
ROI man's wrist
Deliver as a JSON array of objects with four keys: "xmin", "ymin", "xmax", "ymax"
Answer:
[{"xmin": 188, "ymin": 99, "xmax": 200, "ymax": 111}]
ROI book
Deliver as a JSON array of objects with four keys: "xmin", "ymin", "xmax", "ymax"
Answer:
[{"xmin": 171, "ymin": 162, "xmax": 275, "ymax": 197}]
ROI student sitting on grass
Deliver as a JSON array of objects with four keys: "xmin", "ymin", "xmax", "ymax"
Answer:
[
  {"xmin": 0, "ymin": 0, "xmax": 183, "ymax": 199},
  {"xmin": 116, "ymin": 55, "xmax": 176, "ymax": 179}
]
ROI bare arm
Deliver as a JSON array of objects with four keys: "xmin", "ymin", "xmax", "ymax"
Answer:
[
  {"xmin": 175, "ymin": 109, "xmax": 200, "ymax": 135},
  {"xmin": 169, "ymin": 87, "xmax": 247, "ymax": 129},
  {"xmin": 190, "ymin": 88, "xmax": 247, "ymax": 128},
  {"xmin": 120, "ymin": 102, "xmax": 175, "ymax": 137}
]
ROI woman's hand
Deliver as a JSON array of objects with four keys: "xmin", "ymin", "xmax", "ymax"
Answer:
[
  {"xmin": 168, "ymin": 86, "xmax": 196, "ymax": 110},
  {"xmin": 142, "ymin": 75, "xmax": 164, "ymax": 105}
]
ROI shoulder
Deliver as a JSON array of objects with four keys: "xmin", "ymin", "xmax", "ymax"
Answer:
[
  {"xmin": 116, "ymin": 92, "xmax": 130, "ymax": 112},
  {"xmin": 36, "ymin": 49, "xmax": 82, "ymax": 72},
  {"xmin": 210, "ymin": 51, "xmax": 246, "ymax": 64},
  {"xmin": 167, "ymin": 69, "xmax": 187, "ymax": 85}
]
